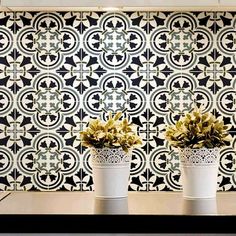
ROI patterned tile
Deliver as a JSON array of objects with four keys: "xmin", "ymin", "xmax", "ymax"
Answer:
[
  {"xmin": 131, "ymin": 108, "xmax": 165, "ymax": 155},
  {"xmin": 216, "ymin": 17, "xmax": 236, "ymax": 67},
  {"xmin": 61, "ymin": 12, "xmax": 104, "ymax": 35},
  {"xmin": 83, "ymin": 72, "xmax": 146, "ymax": 117},
  {"xmin": 150, "ymin": 72, "xmax": 209, "ymax": 125},
  {"xmin": 129, "ymin": 149, "xmax": 148, "ymax": 191},
  {"xmin": 122, "ymin": 48, "xmax": 174, "ymax": 94},
  {"xmin": 16, "ymin": 12, "xmax": 80, "ymax": 70},
  {"xmin": 150, "ymin": 12, "xmax": 213, "ymax": 71},
  {"xmin": 191, "ymin": 12, "xmax": 236, "ymax": 34},
  {"xmin": 218, "ymin": 136, "xmax": 236, "ymax": 191},
  {"xmin": 0, "ymin": 87, "xmax": 14, "ymax": 116},
  {"xmin": 126, "ymin": 12, "xmax": 170, "ymax": 35},
  {"xmin": 1, "ymin": 48, "xmax": 41, "ymax": 94},
  {"xmin": 0, "ymin": 11, "xmax": 236, "ymax": 192},
  {"xmin": 5, "ymin": 12, "xmax": 38, "ymax": 34},
  {"xmin": 0, "ymin": 106, "xmax": 40, "ymax": 154},
  {"xmin": 56, "ymin": 107, "xmax": 88, "ymax": 155},
  {"xmin": 56, "ymin": 48, "xmax": 107, "ymax": 95},
  {"xmin": 0, "ymin": 12, "xmax": 15, "ymax": 32},
  {"xmin": 80, "ymin": 150, "xmax": 94, "ymax": 191},
  {"xmin": 148, "ymin": 146, "xmax": 181, "ymax": 191},
  {"xmin": 83, "ymin": 12, "xmax": 146, "ymax": 71},
  {"xmin": 212, "ymin": 12, "xmax": 235, "ymax": 34},
  {"xmin": 0, "ymin": 25, "xmax": 13, "ymax": 57},
  {"xmin": 16, "ymin": 132, "xmax": 80, "ymax": 191},
  {"xmin": 190, "ymin": 48, "xmax": 236, "ymax": 95},
  {"xmin": 17, "ymin": 72, "xmax": 80, "ymax": 130},
  {"xmin": 0, "ymin": 147, "xmax": 15, "ymax": 191}
]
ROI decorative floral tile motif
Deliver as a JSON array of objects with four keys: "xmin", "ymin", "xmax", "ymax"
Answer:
[
  {"xmin": 56, "ymin": 107, "xmax": 90, "ymax": 155},
  {"xmin": 129, "ymin": 149, "xmax": 148, "ymax": 191},
  {"xmin": 83, "ymin": 12, "xmax": 146, "ymax": 70},
  {"xmin": 192, "ymin": 12, "xmax": 236, "ymax": 34},
  {"xmin": 126, "ymin": 12, "xmax": 170, "ymax": 34},
  {"xmin": 83, "ymin": 72, "xmax": 146, "ymax": 116},
  {"xmin": 56, "ymin": 48, "xmax": 107, "ymax": 95},
  {"xmin": 149, "ymin": 147, "xmax": 181, "ymax": 191},
  {"xmin": 60, "ymin": 12, "xmax": 104, "ymax": 34},
  {"xmin": 131, "ymin": 108, "xmax": 165, "ymax": 155},
  {"xmin": 0, "ymin": 87, "xmax": 14, "ymax": 115},
  {"xmin": 150, "ymin": 72, "xmax": 214, "ymax": 125},
  {"xmin": 80, "ymin": 151, "xmax": 94, "ymax": 191},
  {"xmin": 0, "ymin": 108, "xmax": 40, "ymax": 154},
  {"xmin": 16, "ymin": 12, "xmax": 80, "ymax": 70},
  {"xmin": 0, "ymin": 147, "xmax": 15, "ymax": 191},
  {"xmin": 17, "ymin": 72, "xmax": 80, "ymax": 130},
  {"xmin": 122, "ymin": 48, "xmax": 174, "ymax": 94},
  {"xmin": 0, "ymin": 11, "xmax": 236, "ymax": 191},
  {"xmin": 190, "ymin": 48, "xmax": 236, "ymax": 95},
  {"xmin": 0, "ymin": 48, "xmax": 41, "ymax": 94},
  {"xmin": 215, "ymin": 79, "xmax": 236, "ymax": 131},
  {"xmin": 17, "ymin": 133, "xmax": 80, "ymax": 191},
  {"xmin": 0, "ymin": 26, "xmax": 13, "ymax": 55},
  {"xmin": 149, "ymin": 12, "xmax": 213, "ymax": 70},
  {"xmin": 0, "ymin": 12, "xmax": 37, "ymax": 34},
  {"xmin": 218, "ymin": 136, "xmax": 236, "ymax": 191}
]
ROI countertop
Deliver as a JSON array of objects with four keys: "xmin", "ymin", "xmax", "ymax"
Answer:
[{"xmin": 0, "ymin": 191, "xmax": 236, "ymax": 233}]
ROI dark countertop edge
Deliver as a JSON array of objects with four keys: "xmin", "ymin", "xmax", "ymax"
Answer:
[{"xmin": 0, "ymin": 214, "xmax": 235, "ymax": 233}]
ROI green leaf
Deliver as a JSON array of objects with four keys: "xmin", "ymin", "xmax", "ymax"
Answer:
[
  {"xmin": 80, "ymin": 111, "xmax": 142, "ymax": 152},
  {"xmin": 164, "ymin": 108, "xmax": 232, "ymax": 149}
]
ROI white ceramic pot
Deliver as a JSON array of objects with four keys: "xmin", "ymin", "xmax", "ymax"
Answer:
[
  {"xmin": 90, "ymin": 147, "xmax": 131, "ymax": 198},
  {"xmin": 179, "ymin": 147, "xmax": 220, "ymax": 199}
]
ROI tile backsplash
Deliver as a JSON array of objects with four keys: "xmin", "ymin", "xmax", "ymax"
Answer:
[{"xmin": 0, "ymin": 11, "xmax": 236, "ymax": 191}]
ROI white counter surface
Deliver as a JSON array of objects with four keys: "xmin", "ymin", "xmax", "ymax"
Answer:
[{"xmin": 0, "ymin": 191, "xmax": 236, "ymax": 215}]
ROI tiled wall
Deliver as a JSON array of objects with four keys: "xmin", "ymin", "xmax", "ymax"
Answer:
[{"xmin": 0, "ymin": 11, "xmax": 236, "ymax": 191}]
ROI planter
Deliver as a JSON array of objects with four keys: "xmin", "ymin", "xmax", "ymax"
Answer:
[
  {"xmin": 90, "ymin": 147, "xmax": 131, "ymax": 198},
  {"xmin": 179, "ymin": 147, "xmax": 220, "ymax": 199}
]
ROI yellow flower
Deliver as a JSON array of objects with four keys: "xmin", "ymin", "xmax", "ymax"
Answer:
[
  {"xmin": 80, "ymin": 112, "xmax": 142, "ymax": 152},
  {"xmin": 165, "ymin": 107, "xmax": 232, "ymax": 149}
]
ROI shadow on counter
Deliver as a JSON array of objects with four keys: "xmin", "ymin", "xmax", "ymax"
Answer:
[
  {"xmin": 94, "ymin": 196, "xmax": 217, "ymax": 215},
  {"xmin": 182, "ymin": 197, "xmax": 217, "ymax": 215}
]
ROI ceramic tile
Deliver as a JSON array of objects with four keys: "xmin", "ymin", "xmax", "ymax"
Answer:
[
  {"xmin": 148, "ymin": 146, "xmax": 181, "ymax": 191},
  {"xmin": 0, "ymin": 147, "xmax": 15, "ymax": 191},
  {"xmin": 0, "ymin": 11, "xmax": 236, "ymax": 192},
  {"xmin": 129, "ymin": 157, "xmax": 148, "ymax": 191}
]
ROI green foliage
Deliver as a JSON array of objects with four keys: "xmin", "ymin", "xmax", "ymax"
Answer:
[
  {"xmin": 165, "ymin": 108, "xmax": 232, "ymax": 149},
  {"xmin": 80, "ymin": 112, "xmax": 142, "ymax": 152}
]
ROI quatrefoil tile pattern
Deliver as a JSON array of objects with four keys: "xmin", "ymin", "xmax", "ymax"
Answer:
[{"xmin": 1, "ymin": 11, "xmax": 236, "ymax": 191}]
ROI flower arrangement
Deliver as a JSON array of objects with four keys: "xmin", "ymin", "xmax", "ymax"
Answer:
[
  {"xmin": 165, "ymin": 108, "xmax": 232, "ymax": 149},
  {"xmin": 80, "ymin": 112, "xmax": 142, "ymax": 152}
]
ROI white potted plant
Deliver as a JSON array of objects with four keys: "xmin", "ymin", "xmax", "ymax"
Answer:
[
  {"xmin": 165, "ymin": 108, "xmax": 232, "ymax": 199},
  {"xmin": 80, "ymin": 112, "xmax": 142, "ymax": 198}
]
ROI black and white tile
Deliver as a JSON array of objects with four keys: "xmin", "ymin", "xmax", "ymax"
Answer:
[{"xmin": 0, "ymin": 11, "xmax": 236, "ymax": 191}]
